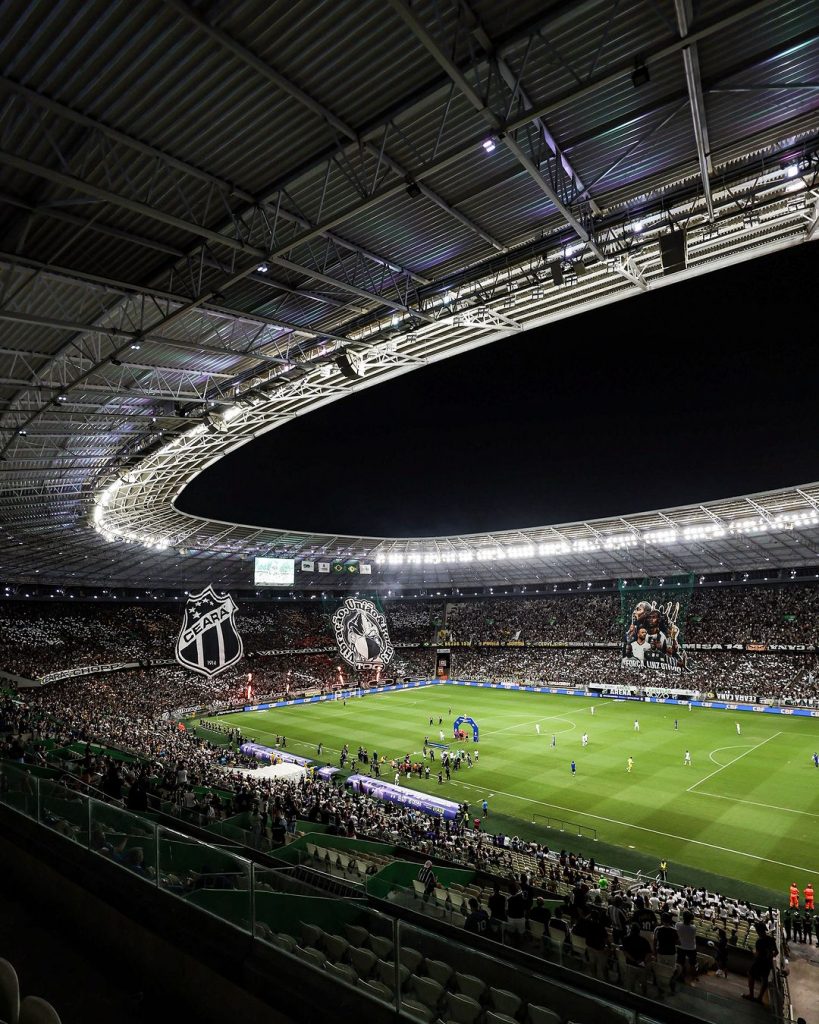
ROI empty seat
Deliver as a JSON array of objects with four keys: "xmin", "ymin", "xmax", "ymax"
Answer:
[
  {"xmin": 451, "ymin": 911, "xmax": 466, "ymax": 928},
  {"xmin": 376, "ymin": 959, "xmax": 410, "ymax": 992},
  {"xmin": 19, "ymin": 997, "xmax": 61, "ymax": 1024},
  {"xmin": 344, "ymin": 923, "xmax": 369, "ymax": 947},
  {"xmin": 528, "ymin": 1006, "xmax": 561, "ymax": 1024},
  {"xmin": 356, "ymin": 859, "xmax": 371, "ymax": 876},
  {"xmin": 300, "ymin": 922, "xmax": 324, "ymax": 947},
  {"xmin": 424, "ymin": 958, "xmax": 453, "ymax": 986},
  {"xmin": 350, "ymin": 947, "xmax": 377, "ymax": 977},
  {"xmin": 272, "ymin": 932, "xmax": 298, "ymax": 953},
  {"xmin": 413, "ymin": 879, "xmax": 427, "ymax": 899},
  {"xmin": 0, "ymin": 959, "xmax": 20, "ymax": 1024},
  {"xmin": 359, "ymin": 978, "xmax": 392, "ymax": 1003},
  {"xmin": 324, "ymin": 933, "xmax": 350, "ymax": 962},
  {"xmin": 325, "ymin": 961, "xmax": 358, "ymax": 986},
  {"xmin": 455, "ymin": 972, "xmax": 486, "ymax": 1002},
  {"xmin": 528, "ymin": 920, "xmax": 545, "ymax": 941},
  {"xmin": 399, "ymin": 946, "xmax": 424, "ymax": 973},
  {"xmin": 400, "ymin": 997, "xmax": 435, "ymax": 1023},
  {"xmin": 446, "ymin": 992, "xmax": 483, "ymax": 1024},
  {"xmin": 411, "ymin": 976, "xmax": 445, "ymax": 1012},
  {"xmin": 368, "ymin": 935, "xmax": 394, "ymax": 959},
  {"xmin": 490, "ymin": 987, "xmax": 522, "ymax": 1017},
  {"xmin": 486, "ymin": 1012, "xmax": 519, "ymax": 1024},
  {"xmin": 301, "ymin": 947, "xmax": 327, "ymax": 970}
]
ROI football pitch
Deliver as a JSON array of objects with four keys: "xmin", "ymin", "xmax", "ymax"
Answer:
[{"xmin": 203, "ymin": 687, "xmax": 819, "ymax": 904}]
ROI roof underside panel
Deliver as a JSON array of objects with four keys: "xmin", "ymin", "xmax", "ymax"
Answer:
[{"xmin": 0, "ymin": 0, "xmax": 817, "ymax": 586}]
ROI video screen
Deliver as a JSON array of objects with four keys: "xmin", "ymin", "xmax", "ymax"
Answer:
[{"xmin": 254, "ymin": 557, "xmax": 295, "ymax": 587}]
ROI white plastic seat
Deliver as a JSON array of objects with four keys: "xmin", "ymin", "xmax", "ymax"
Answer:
[
  {"xmin": 446, "ymin": 992, "xmax": 483, "ymax": 1024},
  {"xmin": 490, "ymin": 987, "xmax": 522, "ymax": 1017},
  {"xmin": 454, "ymin": 972, "xmax": 486, "ymax": 1002},
  {"xmin": 0, "ymin": 959, "xmax": 20, "ymax": 1024},
  {"xmin": 19, "ymin": 996, "xmax": 61, "ymax": 1024},
  {"xmin": 528, "ymin": 1005, "xmax": 561, "ymax": 1024},
  {"xmin": 425, "ymin": 958, "xmax": 454, "ymax": 986},
  {"xmin": 324, "ymin": 933, "xmax": 350, "ymax": 962},
  {"xmin": 344, "ymin": 923, "xmax": 369, "ymax": 946},
  {"xmin": 399, "ymin": 946, "xmax": 424, "ymax": 973}
]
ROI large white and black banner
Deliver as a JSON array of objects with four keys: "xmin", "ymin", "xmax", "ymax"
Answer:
[{"xmin": 175, "ymin": 585, "xmax": 243, "ymax": 678}]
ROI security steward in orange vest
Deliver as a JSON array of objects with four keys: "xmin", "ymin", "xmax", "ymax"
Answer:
[
  {"xmin": 805, "ymin": 883, "xmax": 815, "ymax": 911},
  {"xmin": 789, "ymin": 882, "xmax": 800, "ymax": 908}
]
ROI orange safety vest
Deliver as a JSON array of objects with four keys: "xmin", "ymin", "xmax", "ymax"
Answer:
[
  {"xmin": 790, "ymin": 885, "xmax": 799, "ymax": 903},
  {"xmin": 806, "ymin": 886, "xmax": 815, "ymax": 904}
]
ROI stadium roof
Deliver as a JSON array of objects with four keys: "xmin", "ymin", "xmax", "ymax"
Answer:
[{"xmin": 0, "ymin": 0, "xmax": 818, "ymax": 590}]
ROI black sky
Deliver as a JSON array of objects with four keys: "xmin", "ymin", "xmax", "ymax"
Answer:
[{"xmin": 179, "ymin": 243, "xmax": 819, "ymax": 537}]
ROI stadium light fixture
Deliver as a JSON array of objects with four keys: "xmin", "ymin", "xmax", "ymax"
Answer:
[
  {"xmin": 482, "ymin": 138, "xmax": 496, "ymax": 153},
  {"xmin": 784, "ymin": 163, "xmax": 799, "ymax": 178}
]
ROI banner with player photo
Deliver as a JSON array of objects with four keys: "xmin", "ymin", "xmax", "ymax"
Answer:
[
  {"xmin": 618, "ymin": 575, "xmax": 694, "ymax": 675},
  {"xmin": 435, "ymin": 649, "xmax": 451, "ymax": 680}
]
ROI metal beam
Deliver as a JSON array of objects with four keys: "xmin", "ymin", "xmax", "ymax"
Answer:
[
  {"xmin": 165, "ymin": 0, "xmax": 505, "ymax": 252},
  {"xmin": 674, "ymin": 0, "xmax": 715, "ymax": 221},
  {"xmin": 0, "ymin": 150, "xmax": 429, "ymax": 321},
  {"xmin": 385, "ymin": 0, "xmax": 607, "ymax": 264}
]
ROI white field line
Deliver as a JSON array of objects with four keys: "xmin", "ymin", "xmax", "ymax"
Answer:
[
  {"xmin": 687, "ymin": 732, "xmax": 781, "ymax": 794},
  {"xmin": 444, "ymin": 775, "xmax": 816, "ymax": 874},
  {"xmin": 487, "ymin": 700, "xmax": 615, "ymax": 737},
  {"xmin": 690, "ymin": 790, "xmax": 819, "ymax": 819},
  {"xmin": 708, "ymin": 744, "xmax": 751, "ymax": 766}
]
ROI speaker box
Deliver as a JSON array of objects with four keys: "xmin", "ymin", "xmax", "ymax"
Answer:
[
  {"xmin": 550, "ymin": 261, "xmax": 564, "ymax": 286},
  {"xmin": 659, "ymin": 231, "xmax": 686, "ymax": 275},
  {"xmin": 336, "ymin": 354, "xmax": 362, "ymax": 380}
]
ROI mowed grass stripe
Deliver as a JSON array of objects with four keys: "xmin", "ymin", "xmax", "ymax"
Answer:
[{"xmin": 202, "ymin": 686, "xmax": 819, "ymax": 895}]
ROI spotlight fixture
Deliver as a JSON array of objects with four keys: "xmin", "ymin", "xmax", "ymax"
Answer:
[
  {"xmin": 631, "ymin": 57, "xmax": 650, "ymax": 88},
  {"xmin": 482, "ymin": 137, "xmax": 496, "ymax": 153},
  {"xmin": 256, "ymin": 263, "xmax": 269, "ymax": 272}
]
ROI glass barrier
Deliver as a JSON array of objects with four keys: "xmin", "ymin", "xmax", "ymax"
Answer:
[
  {"xmin": 157, "ymin": 825, "xmax": 252, "ymax": 933},
  {"xmin": 1, "ymin": 764, "xmax": 749, "ymax": 1024},
  {"xmin": 0, "ymin": 762, "xmax": 39, "ymax": 819},
  {"xmin": 38, "ymin": 778, "xmax": 90, "ymax": 847},
  {"xmin": 89, "ymin": 800, "xmax": 157, "ymax": 883}
]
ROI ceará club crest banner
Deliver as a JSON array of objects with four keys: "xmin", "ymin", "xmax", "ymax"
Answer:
[{"xmin": 175, "ymin": 585, "xmax": 243, "ymax": 678}]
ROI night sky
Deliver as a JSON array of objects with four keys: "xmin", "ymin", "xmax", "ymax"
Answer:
[{"xmin": 179, "ymin": 243, "xmax": 819, "ymax": 537}]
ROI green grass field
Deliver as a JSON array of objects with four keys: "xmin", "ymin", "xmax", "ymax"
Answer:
[{"xmin": 202, "ymin": 687, "xmax": 819, "ymax": 905}]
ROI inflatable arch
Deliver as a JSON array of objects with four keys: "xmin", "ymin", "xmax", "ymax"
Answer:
[{"xmin": 453, "ymin": 716, "xmax": 479, "ymax": 741}]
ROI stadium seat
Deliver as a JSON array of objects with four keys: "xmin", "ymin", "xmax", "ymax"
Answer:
[
  {"xmin": 528, "ymin": 1005, "xmax": 561, "ymax": 1024},
  {"xmin": 489, "ymin": 987, "xmax": 522, "ymax": 1017},
  {"xmin": 400, "ymin": 997, "xmax": 435, "ymax": 1023},
  {"xmin": 355, "ymin": 859, "xmax": 371, "ymax": 876},
  {"xmin": 299, "ymin": 922, "xmax": 324, "ymax": 947},
  {"xmin": 359, "ymin": 978, "xmax": 392, "ymax": 1003},
  {"xmin": 486, "ymin": 1012, "xmax": 519, "ymax": 1024},
  {"xmin": 272, "ymin": 933, "xmax": 298, "ymax": 954},
  {"xmin": 411, "ymin": 975, "xmax": 445, "ymax": 1011},
  {"xmin": 454, "ymin": 972, "xmax": 486, "ymax": 1002},
  {"xmin": 528, "ymin": 920, "xmax": 545, "ymax": 942},
  {"xmin": 376, "ymin": 959, "xmax": 410, "ymax": 992},
  {"xmin": 324, "ymin": 933, "xmax": 350, "ymax": 962},
  {"xmin": 368, "ymin": 935, "xmax": 394, "ymax": 959},
  {"xmin": 18, "ymin": 998, "xmax": 61, "ymax": 1024},
  {"xmin": 446, "ymin": 992, "xmax": 483, "ymax": 1024},
  {"xmin": 424, "ymin": 958, "xmax": 453, "ymax": 986},
  {"xmin": 344, "ymin": 924, "xmax": 369, "ymax": 946},
  {"xmin": 399, "ymin": 946, "xmax": 424, "ymax": 973},
  {"xmin": 350, "ymin": 947, "xmax": 377, "ymax": 977},
  {"xmin": 451, "ymin": 912, "xmax": 466, "ymax": 928},
  {"xmin": 0, "ymin": 959, "xmax": 19, "ymax": 1024},
  {"xmin": 412, "ymin": 879, "xmax": 427, "ymax": 899},
  {"xmin": 301, "ymin": 947, "xmax": 327, "ymax": 970},
  {"xmin": 325, "ymin": 962, "xmax": 358, "ymax": 987}
]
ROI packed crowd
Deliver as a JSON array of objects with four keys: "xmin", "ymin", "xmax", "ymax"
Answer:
[
  {"xmin": 0, "ymin": 598, "xmax": 440, "ymax": 678},
  {"xmin": 442, "ymin": 648, "xmax": 819, "ymax": 706}
]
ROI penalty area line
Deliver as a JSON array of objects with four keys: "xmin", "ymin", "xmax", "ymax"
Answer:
[
  {"xmin": 446, "ymin": 776, "xmax": 815, "ymax": 874},
  {"xmin": 687, "ymin": 732, "xmax": 781, "ymax": 794}
]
